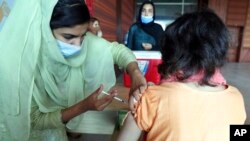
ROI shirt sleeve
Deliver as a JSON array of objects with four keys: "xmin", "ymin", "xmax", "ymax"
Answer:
[
  {"xmin": 109, "ymin": 41, "xmax": 136, "ymax": 69},
  {"xmin": 30, "ymin": 97, "xmax": 65, "ymax": 130},
  {"xmin": 134, "ymin": 88, "xmax": 160, "ymax": 131}
]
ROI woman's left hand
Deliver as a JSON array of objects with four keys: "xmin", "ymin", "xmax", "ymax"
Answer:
[{"xmin": 126, "ymin": 62, "xmax": 147, "ymax": 112}]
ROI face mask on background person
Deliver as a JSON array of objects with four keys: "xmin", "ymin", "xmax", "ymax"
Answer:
[
  {"xmin": 97, "ymin": 30, "xmax": 103, "ymax": 37},
  {"xmin": 141, "ymin": 15, "xmax": 153, "ymax": 24},
  {"xmin": 56, "ymin": 40, "xmax": 82, "ymax": 57}
]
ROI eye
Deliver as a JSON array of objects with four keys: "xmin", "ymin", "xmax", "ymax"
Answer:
[{"xmin": 63, "ymin": 34, "xmax": 75, "ymax": 40}]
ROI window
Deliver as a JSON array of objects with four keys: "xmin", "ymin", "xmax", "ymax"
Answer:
[{"xmin": 136, "ymin": 0, "xmax": 198, "ymax": 29}]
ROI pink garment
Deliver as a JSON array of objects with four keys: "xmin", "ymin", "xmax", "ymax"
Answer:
[{"xmin": 161, "ymin": 69, "xmax": 226, "ymax": 85}]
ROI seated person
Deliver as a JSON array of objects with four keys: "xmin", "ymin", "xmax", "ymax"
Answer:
[{"xmin": 117, "ymin": 9, "xmax": 246, "ymax": 141}]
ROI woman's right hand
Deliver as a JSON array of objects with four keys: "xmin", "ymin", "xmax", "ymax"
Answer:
[
  {"xmin": 84, "ymin": 84, "xmax": 117, "ymax": 111},
  {"xmin": 61, "ymin": 85, "xmax": 117, "ymax": 123},
  {"xmin": 142, "ymin": 43, "xmax": 152, "ymax": 50}
]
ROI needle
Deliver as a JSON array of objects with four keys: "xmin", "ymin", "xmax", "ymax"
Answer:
[{"xmin": 101, "ymin": 91, "xmax": 127, "ymax": 104}]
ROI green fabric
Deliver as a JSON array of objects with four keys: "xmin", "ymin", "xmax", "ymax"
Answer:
[
  {"xmin": 0, "ymin": 0, "xmax": 136, "ymax": 140},
  {"xmin": 0, "ymin": 0, "xmax": 43, "ymax": 140}
]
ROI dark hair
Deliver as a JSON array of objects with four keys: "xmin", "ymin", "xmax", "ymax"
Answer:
[
  {"xmin": 137, "ymin": 1, "xmax": 155, "ymax": 23},
  {"xmin": 50, "ymin": 0, "xmax": 90, "ymax": 29},
  {"xmin": 90, "ymin": 17, "xmax": 99, "ymax": 23},
  {"xmin": 158, "ymin": 9, "xmax": 229, "ymax": 86}
]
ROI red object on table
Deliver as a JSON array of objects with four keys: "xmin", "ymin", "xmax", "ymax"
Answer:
[{"xmin": 123, "ymin": 51, "xmax": 162, "ymax": 87}]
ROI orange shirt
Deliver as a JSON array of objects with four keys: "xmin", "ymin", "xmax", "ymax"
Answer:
[{"xmin": 134, "ymin": 82, "xmax": 246, "ymax": 141}]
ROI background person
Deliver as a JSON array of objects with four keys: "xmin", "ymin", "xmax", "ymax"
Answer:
[
  {"xmin": 117, "ymin": 10, "xmax": 246, "ymax": 141},
  {"xmin": 126, "ymin": 1, "xmax": 164, "ymax": 51},
  {"xmin": 88, "ymin": 17, "xmax": 103, "ymax": 37},
  {"xmin": 0, "ymin": 0, "xmax": 147, "ymax": 140}
]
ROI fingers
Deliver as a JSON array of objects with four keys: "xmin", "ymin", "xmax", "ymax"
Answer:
[
  {"xmin": 130, "ymin": 82, "xmax": 147, "ymax": 112},
  {"xmin": 131, "ymin": 82, "xmax": 153, "ymax": 102},
  {"xmin": 108, "ymin": 89, "xmax": 118, "ymax": 96},
  {"xmin": 132, "ymin": 83, "xmax": 147, "ymax": 101},
  {"xmin": 92, "ymin": 84, "xmax": 104, "ymax": 98},
  {"xmin": 147, "ymin": 81, "xmax": 155, "ymax": 86},
  {"xmin": 139, "ymin": 84, "xmax": 147, "ymax": 94},
  {"xmin": 129, "ymin": 96, "xmax": 137, "ymax": 113},
  {"xmin": 97, "ymin": 98, "xmax": 113, "ymax": 110},
  {"xmin": 131, "ymin": 89, "xmax": 141, "ymax": 101},
  {"xmin": 95, "ymin": 89, "xmax": 117, "ymax": 110}
]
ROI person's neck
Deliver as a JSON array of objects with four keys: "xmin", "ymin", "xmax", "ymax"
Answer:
[{"xmin": 185, "ymin": 82, "xmax": 227, "ymax": 92}]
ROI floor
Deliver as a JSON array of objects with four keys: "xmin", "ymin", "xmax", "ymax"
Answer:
[{"xmin": 68, "ymin": 62, "xmax": 250, "ymax": 141}]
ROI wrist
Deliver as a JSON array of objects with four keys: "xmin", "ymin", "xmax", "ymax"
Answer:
[
  {"xmin": 126, "ymin": 62, "xmax": 141, "ymax": 76},
  {"xmin": 61, "ymin": 100, "xmax": 88, "ymax": 123},
  {"xmin": 130, "ymin": 69, "xmax": 142, "ymax": 80},
  {"xmin": 76, "ymin": 100, "xmax": 88, "ymax": 114}
]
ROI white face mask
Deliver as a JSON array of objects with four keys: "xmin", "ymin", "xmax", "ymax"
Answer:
[
  {"xmin": 56, "ymin": 40, "xmax": 82, "ymax": 58},
  {"xmin": 141, "ymin": 15, "xmax": 153, "ymax": 24},
  {"xmin": 97, "ymin": 30, "xmax": 103, "ymax": 37}
]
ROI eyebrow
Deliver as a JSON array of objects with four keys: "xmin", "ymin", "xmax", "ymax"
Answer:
[
  {"xmin": 62, "ymin": 33, "xmax": 83, "ymax": 39},
  {"xmin": 142, "ymin": 8, "xmax": 153, "ymax": 11},
  {"xmin": 62, "ymin": 33, "xmax": 77, "ymax": 36}
]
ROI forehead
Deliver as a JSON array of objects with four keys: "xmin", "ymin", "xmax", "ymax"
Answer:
[
  {"xmin": 93, "ymin": 21, "xmax": 99, "ymax": 25},
  {"xmin": 142, "ymin": 4, "xmax": 153, "ymax": 10},
  {"xmin": 54, "ymin": 23, "xmax": 89, "ymax": 35}
]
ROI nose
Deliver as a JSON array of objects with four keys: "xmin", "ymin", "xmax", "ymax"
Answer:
[{"xmin": 142, "ymin": 11, "xmax": 148, "ymax": 16}]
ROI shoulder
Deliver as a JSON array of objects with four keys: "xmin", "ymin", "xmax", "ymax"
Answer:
[
  {"xmin": 131, "ymin": 22, "xmax": 139, "ymax": 27},
  {"xmin": 141, "ymin": 85, "xmax": 170, "ymax": 102},
  {"xmin": 227, "ymin": 85, "xmax": 241, "ymax": 92},
  {"xmin": 129, "ymin": 23, "xmax": 140, "ymax": 30},
  {"xmin": 226, "ymin": 85, "xmax": 244, "ymax": 99},
  {"xmin": 153, "ymin": 23, "xmax": 164, "ymax": 30},
  {"xmin": 224, "ymin": 85, "xmax": 246, "ymax": 121}
]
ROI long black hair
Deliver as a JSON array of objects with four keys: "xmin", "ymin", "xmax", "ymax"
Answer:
[
  {"xmin": 50, "ymin": 0, "xmax": 90, "ymax": 29},
  {"xmin": 158, "ymin": 9, "xmax": 229, "ymax": 86}
]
